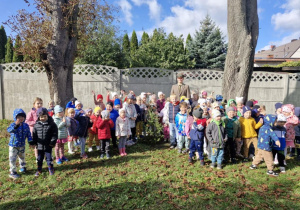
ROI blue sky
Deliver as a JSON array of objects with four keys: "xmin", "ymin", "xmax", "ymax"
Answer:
[{"xmin": 1, "ymin": 0, "xmax": 300, "ymax": 52}]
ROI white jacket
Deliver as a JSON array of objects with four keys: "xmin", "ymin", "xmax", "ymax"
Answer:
[
  {"xmin": 124, "ymin": 103, "xmax": 137, "ymax": 128},
  {"xmin": 115, "ymin": 116, "xmax": 132, "ymax": 136}
]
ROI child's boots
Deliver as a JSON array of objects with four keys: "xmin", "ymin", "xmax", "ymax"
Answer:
[
  {"xmin": 122, "ymin": 148, "xmax": 127, "ymax": 156},
  {"xmin": 119, "ymin": 148, "xmax": 125, "ymax": 156}
]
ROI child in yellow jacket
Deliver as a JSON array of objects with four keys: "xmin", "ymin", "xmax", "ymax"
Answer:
[{"xmin": 239, "ymin": 106, "xmax": 263, "ymax": 161}]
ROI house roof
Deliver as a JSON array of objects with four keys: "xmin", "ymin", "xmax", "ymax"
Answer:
[{"xmin": 255, "ymin": 39, "xmax": 300, "ymax": 59}]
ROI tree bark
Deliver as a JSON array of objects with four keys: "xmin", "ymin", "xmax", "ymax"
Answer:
[
  {"xmin": 44, "ymin": 0, "xmax": 78, "ymax": 108},
  {"xmin": 222, "ymin": 0, "xmax": 258, "ymax": 101}
]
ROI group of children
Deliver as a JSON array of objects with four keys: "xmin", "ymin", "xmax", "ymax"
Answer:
[{"xmin": 6, "ymin": 90, "xmax": 300, "ymax": 179}]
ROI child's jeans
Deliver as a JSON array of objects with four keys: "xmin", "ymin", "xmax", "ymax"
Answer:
[
  {"xmin": 211, "ymin": 148, "xmax": 224, "ymax": 165},
  {"xmin": 37, "ymin": 149, "xmax": 53, "ymax": 171},
  {"xmin": 119, "ymin": 136, "xmax": 127, "ymax": 149},
  {"xmin": 252, "ymin": 149, "xmax": 274, "ymax": 171},
  {"xmin": 79, "ymin": 137, "xmax": 87, "ymax": 155},
  {"xmin": 177, "ymin": 135, "xmax": 189, "ymax": 150},
  {"xmin": 189, "ymin": 140, "xmax": 204, "ymax": 160},
  {"xmin": 88, "ymin": 132, "xmax": 100, "ymax": 147},
  {"xmin": 272, "ymin": 150, "xmax": 285, "ymax": 167},
  {"xmin": 243, "ymin": 137, "xmax": 258, "ymax": 158},
  {"xmin": 101, "ymin": 139, "xmax": 110, "ymax": 154},
  {"xmin": 169, "ymin": 123, "xmax": 178, "ymax": 146},
  {"xmin": 9, "ymin": 146, "xmax": 26, "ymax": 173}
]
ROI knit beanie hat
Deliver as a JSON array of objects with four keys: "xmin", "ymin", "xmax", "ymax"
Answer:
[
  {"xmin": 212, "ymin": 102, "xmax": 220, "ymax": 109},
  {"xmin": 201, "ymin": 91, "xmax": 207, "ymax": 96},
  {"xmin": 114, "ymin": 98, "xmax": 121, "ymax": 106},
  {"xmin": 36, "ymin": 107, "xmax": 48, "ymax": 117},
  {"xmin": 101, "ymin": 110, "xmax": 110, "ymax": 119},
  {"xmin": 212, "ymin": 109, "xmax": 221, "ymax": 118},
  {"xmin": 85, "ymin": 108, "xmax": 92, "ymax": 113},
  {"xmin": 54, "ymin": 105, "xmax": 64, "ymax": 114},
  {"xmin": 111, "ymin": 92, "xmax": 118, "ymax": 98},
  {"xmin": 119, "ymin": 108, "xmax": 126, "ymax": 115},
  {"xmin": 97, "ymin": 94, "xmax": 103, "ymax": 100},
  {"xmin": 107, "ymin": 102, "xmax": 113, "ymax": 107},
  {"xmin": 226, "ymin": 107, "xmax": 235, "ymax": 113},
  {"xmin": 94, "ymin": 107, "xmax": 101, "ymax": 113},
  {"xmin": 193, "ymin": 108, "xmax": 203, "ymax": 119},
  {"xmin": 236, "ymin": 97, "xmax": 244, "ymax": 104},
  {"xmin": 275, "ymin": 102, "xmax": 282, "ymax": 111},
  {"xmin": 198, "ymin": 98, "xmax": 206, "ymax": 105},
  {"xmin": 158, "ymin": 92, "xmax": 163, "ymax": 97},
  {"xmin": 253, "ymin": 105, "xmax": 260, "ymax": 110},
  {"xmin": 282, "ymin": 104, "xmax": 294, "ymax": 113},
  {"xmin": 216, "ymin": 95, "xmax": 223, "ymax": 101},
  {"xmin": 140, "ymin": 92, "xmax": 146, "ymax": 98},
  {"xmin": 70, "ymin": 97, "xmax": 77, "ymax": 103},
  {"xmin": 242, "ymin": 106, "xmax": 251, "ymax": 114},
  {"xmin": 277, "ymin": 114, "xmax": 287, "ymax": 122},
  {"xmin": 75, "ymin": 100, "xmax": 82, "ymax": 107},
  {"xmin": 245, "ymin": 101, "xmax": 254, "ymax": 108},
  {"xmin": 127, "ymin": 93, "xmax": 135, "ymax": 99}
]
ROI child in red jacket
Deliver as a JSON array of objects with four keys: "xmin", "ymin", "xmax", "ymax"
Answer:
[
  {"xmin": 88, "ymin": 107, "xmax": 102, "ymax": 152},
  {"xmin": 97, "ymin": 110, "xmax": 114, "ymax": 159}
]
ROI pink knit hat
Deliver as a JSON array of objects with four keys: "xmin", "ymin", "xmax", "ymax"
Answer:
[{"xmin": 282, "ymin": 104, "xmax": 294, "ymax": 113}]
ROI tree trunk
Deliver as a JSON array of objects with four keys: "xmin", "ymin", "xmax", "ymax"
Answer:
[
  {"xmin": 222, "ymin": 0, "xmax": 258, "ymax": 101},
  {"xmin": 44, "ymin": 0, "xmax": 78, "ymax": 108}
]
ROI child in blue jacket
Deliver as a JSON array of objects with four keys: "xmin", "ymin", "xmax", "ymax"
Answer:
[
  {"xmin": 7, "ymin": 109, "xmax": 33, "ymax": 179},
  {"xmin": 250, "ymin": 115, "xmax": 281, "ymax": 176}
]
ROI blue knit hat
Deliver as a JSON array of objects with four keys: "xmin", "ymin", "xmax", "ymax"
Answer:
[
  {"xmin": 275, "ymin": 102, "xmax": 282, "ymax": 111},
  {"xmin": 114, "ymin": 98, "xmax": 121, "ymax": 106},
  {"xmin": 242, "ymin": 106, "xmax": 251, "ymax": 115},
  {"xmin": 54, "ymin": 105, "xmax": 64, "ymax": 114}
]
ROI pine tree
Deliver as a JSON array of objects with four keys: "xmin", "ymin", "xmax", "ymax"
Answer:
[
  {"xmin": 187, "ymin": 15, "xmax": 227, "ymax": 69},
  {"xmin": 130, "ymin": 30, "xmax": 138, "ymax": 56},
  {"xmin": 185, "ymin": 33, "xmax": 192, "ymax": 55},
  {"xmin": 5, "ymin": 36, "xmax": 13, "ymax": 63},
  {"xmin": 0, "ymin": 25, "xmax": 7, "ymax": 63},
  {"xmin": 122, "ymin": 33, "xmax": 130, "ymax": 53},
  {"xmin": 140, "ymin": 31, "xmax": 149, "ymax": 46},
  {"xmin": 13, "ymin": 35, "xmax": 24, "ymax": 62}
]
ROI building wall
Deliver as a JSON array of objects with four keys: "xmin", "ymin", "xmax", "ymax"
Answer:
[{"xmin": 1, "ymin": 63, "xmax": 300, "ymax": 120}]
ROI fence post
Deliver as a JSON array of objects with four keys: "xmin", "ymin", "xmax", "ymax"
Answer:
[{"xmin": 0, "ymin": 64, "xmax": 3, "ymax": 119}]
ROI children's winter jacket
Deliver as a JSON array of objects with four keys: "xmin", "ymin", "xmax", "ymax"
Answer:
[
  {"xmin": 53, "ymin": 116, "xmax": 70, "ymax": 139},
  {"xmin": 272, "ymin": 125, "xmax": 286, "ymax": 151},
  {"xmin": 108, "ymin": 109, "xmax": 119, "ymax": 130},
  {"xmin": 7, "ymin": 109, "xmax": 33, "ymax": 147},
  {"xmin": 115, "ymin": 117, "xmax": 132, "ymax": 137},
  {"xmin": 206, "ymin": 119, "xmax": 228, "ymax": 148},
  {"xmin": 66, "ymin": 101, "xmax": 75, "ymax": 109},
  {"xmin": 31, "ymin": 116, "xmax": 58, "ymax": 150},
  {"xmin": 156, "ymin": 99, "xmax": 165, "ymax": 113},
  {"xmin": 185, "ymin": 115, "xmax": 194, "ymax": 138},
  {"xmin": 66, "ymin": 117, "xmax": 78, "ymax": 136},
  {"xmin": 284, "ymin": 115, "xmax": 299, "ymax": 143},
  {"xmin": 25, "ymin": 108, "xmax": 38, "ymax": 133},
  {"xmin": 189, "ymin": 121, "xmax": 205, "ymax": 141},
  {"xmin": 96, "ymin": 118, "xmax": 114, "ymax": 139},
  {"xmin": 90, "ymin": 114, "xmax": 101, "ymax": 134},
  {"xmin": 163, "ymin": 101, "xmax": 180, "ymax": 124},
  {"xmin": 222, "ymin": 116, "xmax": 241, "ymax": 139},
  {"xmin": 124, "ymin": 103, "xmax": 137, "ymax": 128},
  {"xmin": 175, "ymin": 112, "xmax": 188, "ymax": 136},
  {"xmin": 139, "ymin": 104, "xmax": 147, "ymax": 122},
  {"xmin": 239, "ymin": 117, "xmax": 262, "ymax": 138},
  {"xmin": 75, "ymin": 113, "xmax": 93, "ymax": 138},
  {"xmin": 257, "ymin": 115, "xmax": 279, "ymax": 152}
]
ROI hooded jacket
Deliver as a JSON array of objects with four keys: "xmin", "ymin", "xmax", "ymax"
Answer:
[
  {"xmin": 175, "ymin": 112, "xmax": 188, "ymax": 136},
  {"xmin": 67, "ymin": 117, "xmax": 78, "ymax": 136},
  {"xmin": 96, "ymin": 118, "xmax": 114, "ymax": 139},
  {"xmin": 222, "ymin": 116, "xmax": 241, "ymax": 139},
  {"xmin": 25, "ymin": 108, "xmax": 38, "ymax": 133},
  {"xmin": 53, "ymin": 115, "xmax": 70, "ymax": 139},
  {"xmin": 257, "ymin": 115, "xmax": 279, "ymax": 152},
  {"xmin": 163, "ymin": 101, "xmax": 180, "ymax": 124},
  {"xmin": 239, "ymin": 117, "xmax": 262, "ymax": 138},
  {"xmin": 227, "ymin": 99, "xmax": 237, "ymax": 107},
  {"xmin": 189, "ymin": 121, "xmax": 205, "ymax": 141},
  {"xmin": 7, "ymin": 109, "xmax": 33, "ymax": 147},
  {"xmin": 75, "ymin": 113, "xmax": 93, "ymax": 138},
  {"xmin": 206, "ymin": 119, "xmax": 228, "ymax": 148},
  {"xmin": 272, "ymin": 125, "xmax": 286, "ymax": 151},
  {"xmin": 31, "ymin": 116, "xmax": 58, "ymax": 150},
  {"xmin": 89, "ymin": 114, "xmax": 101, "ymax": 134}
]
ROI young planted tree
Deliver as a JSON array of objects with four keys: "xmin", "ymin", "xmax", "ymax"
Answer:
[
  {"xmin": 130, "ymin": 30, "xmax": 138, "ymax": 65},
  {"xmin": 5, "ymin": 0, "xmax": 115, "ymax": 107},
  {"xmin": 222, "ymin": 0, "xmax": 259, "ymax": 100},
  {"xmin": 0, "ymin": 26, "xmax": 7, "ymax": 63},
  {"xmin": 5, "ymin": 37, "xmax": 13, "ymax": 63},
  {"xmin": 140, "ymin": 31, "xmax": 149, "ymax": 46},
  {"xmin": 12, "ymin": 35, "xmax": 23, "ymax": 62}
]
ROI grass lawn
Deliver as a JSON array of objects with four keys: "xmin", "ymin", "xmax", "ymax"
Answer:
[{"xmin": 0, "ymin": 120, "xmax": 300, "ymax": 209}]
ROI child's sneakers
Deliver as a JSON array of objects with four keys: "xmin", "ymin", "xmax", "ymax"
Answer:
[
  {"xmin": 68, "ymin": 150, "xmax": 75, "ymax": 154},
  {"xmin": 249, "ymin": 165, "xmax": 257, "ymax": 169},
  {"xmin": 267, "ymin": 170, "xmax": 279, "ymax": 176},
  {"xmin": 280, "ymin": 167, "xmax": 286, "ymax": 173},
  {"xmin": 19, "ymin": 167, "xmax": 27, "ymax": 173},
  {"xmin": 100, "ymin": 153, "xmax": 105, "ymax": 159},
  {"xmin": 106, "ymin": 153, "xmax": 111, "ymax": 159},
  {"xmin": 48, "ymin": 167, "xmax": 55, "ymax": 175},
  {"xmin": 88, "ymin": 147, "xmax": 93, "ymax": 152},
  {"xmin": 210, "ymin": 163, "xmax": 216, "ymax": 168},
  {"xmin": 81, "ymin": 153, "xmax": 88, "ymax": 159},
  {"xmin": 9, "ymin": 172, "xmax": 20, "ymax": 179},
  {"xmin": 61, "ymin": 156, "xmax": 69, "ymax": 162},
  {"xmin": 178, "ymin": 149, "xmax": 182, "ymax": 154},
  {"xmin": 56, "ymin": 159, "xmax": 62, "ymax": 165},
  {"xmin": 217, "ymin": 164, "xmax": 222, "ymax": 170},
  {"xmin": 35, "ymin": 171, "xmax": 42, "ymax": 177},
  {"xmin": 96, "ymin": 146, "xmax": 101, "ymax": 151}
]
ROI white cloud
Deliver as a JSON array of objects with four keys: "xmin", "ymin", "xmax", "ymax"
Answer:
[
  {"xmin": 131, "ymin": 0, "xmax": 162, "ymax": 23},
  {"xmin": 118, "ymin": 0, "xmax": 133, "ymax": 26},
  {"xmin": 271, "ymin": 0, "xmax": 300, "ymax": 32},
  {"xmin": 137, "ymin": 0, "xmax": 227, "ymax": 41}
]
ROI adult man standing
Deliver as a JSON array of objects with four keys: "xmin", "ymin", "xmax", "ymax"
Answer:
[{"xmin": 170, "ymin": 73, "xmax": 191, "ymax": 101}]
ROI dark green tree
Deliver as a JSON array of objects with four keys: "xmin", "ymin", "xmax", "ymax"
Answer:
[
  {"xmin": 13, "ymin": 35, "xmax": 23, "ymax": 62},
  {"xmin": 0, "ymin": 25, "xmax": 7, "ymax": 63},
  {"xmin": 5, "ymin": 36, "xmax": 13, "ymax": 63},
  {"xmin": 130, "ymin": 30, "xmax": 138, "ymax": 57},
  {"xmin": 140, "ymin": 31, "xmax": 149, "ymax": 46},
  {"xmin": 122, "ymin": 33, "xmax": 130, "ymax": 53},
  {"xmin": 187, "ymin": 15, "xmax": 227, "ymax": 69}
]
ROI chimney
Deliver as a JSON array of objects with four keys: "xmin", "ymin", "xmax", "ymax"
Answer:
[
  {"xmin": 270, "ymin": 45, "xmax": 276, "ymax": 51},
  {"xmin": 261, "ymin": 50, "xmax": 265, "ymax": 52},
  {"xmin": 291, "ymin": 39, "xmax": 297, "ymax": 42},
  {"xmin": 267, "ymin": 54, "xmax": 274, "ymax": 59},
  {"xmin": 258, "ymin": 51, "xmax": 261, "ymax": 53}
]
